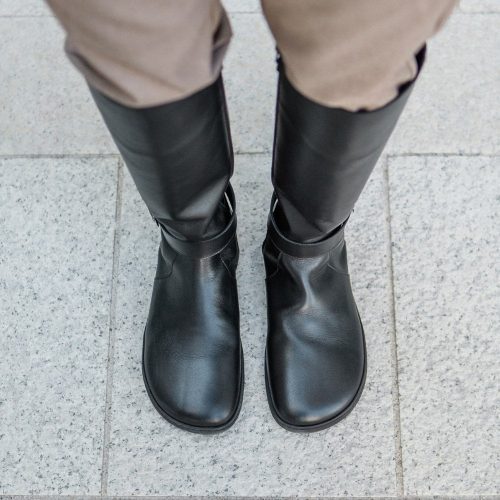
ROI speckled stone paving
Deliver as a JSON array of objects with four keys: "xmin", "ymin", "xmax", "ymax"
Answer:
[{"xmin": 0, "ymin": 1, "xmax": 498, "ymax": 498}]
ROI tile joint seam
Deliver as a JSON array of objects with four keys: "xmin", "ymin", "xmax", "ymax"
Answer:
[
  {"xmin": 0, "ymin": 152, "xmax": 498, "ymax": 160},
  {"xmin": 1, "ymin": 495, "xmax": 499, "ymax": 499},
  {"xmin": 383, "ymin": 155, "xmax": 405, "ymax": 496},
  {"xmin": 99, "ymin": 159, "xmax": 124, "ymax": 495}
]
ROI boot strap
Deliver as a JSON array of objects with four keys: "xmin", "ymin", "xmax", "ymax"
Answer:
[
  {"xmin": 267, "ymin": 192, "xmax": 347, "ymax": 258},
  {"xmin": 161, "ymin": 184, "xmax": 237, "ymax": 259}
]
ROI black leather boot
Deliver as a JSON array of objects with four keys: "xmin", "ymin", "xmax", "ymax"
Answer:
[
  {"xmin": 263, "ymin": 48, "xmax": 425, "ymax": 432},
  {"xmin": 90, "ymin": 75, "xmax": 243, "ymax": 433}
]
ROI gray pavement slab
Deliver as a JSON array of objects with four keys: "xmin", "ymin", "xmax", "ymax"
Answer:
[
  {"xmin": 387, "ymin": 12, "xmax": 500, "ymax": 155},
  {"xmin": 0, "ymin": 17, "xmax": 115, "ymax": 155},
  {"xmin": 106, "ymin": 155, "xmax": 399, "ymax": 497},
  {"xmin": 388, "ymin": 155, "xmax": 500, "ymax": 496},
  {"xmin": 0, "ymin": 157, "xmax": 118, "ymax": 494}
]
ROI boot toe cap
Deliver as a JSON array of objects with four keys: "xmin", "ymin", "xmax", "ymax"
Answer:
[
  {"xmin": 266, "ymin": 347, "xmax": 366, "ymax": 431},
  {"xmin": 162, "ymin": 397, "xmax": 239, "ymax": 430},
  {"xmin": 143, "ymin": 349, "xmax": 243, "ymax": 432},
  {"xmin": 271, "ymin": 383, "xmax": 364, "ymax": 430}
]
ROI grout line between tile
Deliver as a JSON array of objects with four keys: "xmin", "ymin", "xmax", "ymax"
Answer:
[
  {"xmin": 382, "ymin": 157, "xmax": 405, "ymax": 496},
  {"xmin": 99, "ymin": 159, "xmax": 124, "ymax": 495},
  {"xmin": 0, "ymin": 15, "xmax": 54, "ymax": 18},
  {"xmin": 234, "ymin": 150, "xmax": 271, "ymax": 156},
  {"xmin": 0, "ymin": 153, "xmax": 121, "ymax": 159},
  {"xmin": 385, "ymin": 152, "xmax": 499, "ymax": 158},
  {"xmin": 458, "ymin": 6, "xmax": 500, "ymax": 14},
  {"xmin": 0, "ymin": 152, "xmax": 497, "ymax": 160},
  {"xmin": 2, "ymin": 8, "xmax": 500, "ymax": 17},
  {"xmin": 459, "ymin": 10, "xmax": 500, "ymax": 14},
  {"xmin": 1, "ymin": 495, "xmax": 499, "ymax": 499},
  {"xmin": 0, "ymin": 10, "xmax": 260, "ymax": 20}
]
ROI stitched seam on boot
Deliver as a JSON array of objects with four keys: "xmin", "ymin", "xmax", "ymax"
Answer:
[
  {"xmin": 326, "ymin": 264, "xmax": 350, "ymax": 276},
  {"xmin": 219, "ymin": 253, "xmax": 238, "ymax": 281},
  {"xmin": 154, "ymin": 253, "xmax": 177, "ymax": 281},
  {"xmin": 265, "ymin": 252, "xmax": 283, "ymax": 281},
  {"xmin": 326, "ymin": 262, "xmax": 350, "ymax": 276}
]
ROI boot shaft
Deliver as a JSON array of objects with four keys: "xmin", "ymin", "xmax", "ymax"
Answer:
[
  {"xmin": 89, "ymin": 74, "xmax": 234, "ymax": 241},
  {"xmin": 271, "ymin": 47, "xmax": 426, "ymax": 242}
]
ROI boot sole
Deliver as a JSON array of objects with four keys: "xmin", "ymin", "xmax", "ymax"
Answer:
[
  {"xmin": 142, "ymin": 329, "xmax": 244, "ymax": 434},
  {"xmin": 264, "ymin": 313, "xmax": 367, "ymax": 433}
]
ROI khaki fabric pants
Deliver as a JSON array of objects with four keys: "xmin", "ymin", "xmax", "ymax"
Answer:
[{"xmin": 47, "ymin": 0, "xmax": 456, "ymax": 111}]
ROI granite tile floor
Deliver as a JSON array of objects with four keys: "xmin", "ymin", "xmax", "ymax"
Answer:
[{"xmin": 0, "ymin": 2, "xmax": 498, "ymax": 499}]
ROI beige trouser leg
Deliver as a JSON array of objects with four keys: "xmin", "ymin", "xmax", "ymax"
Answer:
[
  {"xmin": 47, "ymin": 0, "xmax": 456, "ymax": 110},
  {"xmin": 261, "ymin": 0, "xmax": 457, "ymax": 110},
  {"xmin": 46, "ymin": 0, "xmax": 233, "ymax": 107}
]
